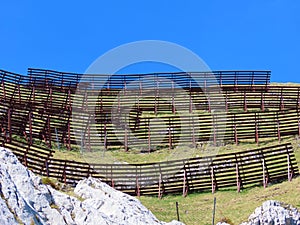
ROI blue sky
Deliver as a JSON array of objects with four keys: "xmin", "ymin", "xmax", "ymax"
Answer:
[{"xmin": 0, "ymin": 1, "xmax": 299, "ymax": 82}]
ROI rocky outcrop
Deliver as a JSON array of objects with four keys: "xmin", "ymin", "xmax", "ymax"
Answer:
[
  {"xmin": 0, "ymin": 147, "xmax": 183, "ymax": 225},
  {"xmin": 217, "ymin": 200, "xmax": 300, "ymax": 225},
  {"xmin": 241, "ymin": 200, "xmax": 300, "ymax": 225}
]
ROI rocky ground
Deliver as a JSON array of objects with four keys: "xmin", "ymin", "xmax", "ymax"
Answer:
[{"xmin": 0, "ymin": 147, "xmax": 183, "ymax": 225}]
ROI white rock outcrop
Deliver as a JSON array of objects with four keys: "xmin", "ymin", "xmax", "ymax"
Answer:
[
  {"xmin": 217, "ymin": 200, "xmax": 300, "ymax": 225},
  {"xmin": 241, "ymin": 200, "xmax": 300, "ymax": 225},
  {"xmin": 0, "ymin": 147, "xmax": 184, "ymax": 225}
]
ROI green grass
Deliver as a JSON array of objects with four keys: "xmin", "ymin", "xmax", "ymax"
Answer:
[
  {"xmin": 50, "ymin": 135, "xmax": 300, "ymax": 225},
  {"xmin": 140, "ymin": 177, "xmax": 300, "ymax": 225},
  {"xmin": 52, "ymin": 135, "xmax": 300, "ymax": 165},
  {"xmin": 137, "ymin": 137, "xmax": 300, "ymax": 225}
]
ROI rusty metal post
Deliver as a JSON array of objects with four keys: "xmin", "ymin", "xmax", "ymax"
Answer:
[
  {"xmin": 111, "ymin": 165, "xmax": 115, "ymax": 188},
  {"xmin": 277, "ymin": 112, "xmax": 281, "ymax": 143},
  {"xmin": 287, "ymin": 155, "xmax": 291, "ymax": 182},
  {"xmin": 18, "ymin": 84, "xmax": 21, "ymax": 103},
  {"xmin": 124, "ymin": 127, "xmax": 128, "ymax": 152},
  {"xmin": 207, "ymin": 95, "xmax": 211, "ymax": 112},
  {"xmin": 29, "ymin": 111, "xmax": 33, "ymax": 145},
  {"xmin": 136, "ymin": 175, "xmax": 140, "ymax": 197},
  {"xmin": 297, "ymin": 88, "xmax": 300, "ymax": 108},
  {"xmin": 225, "ymin": 92, "xmax": 228, "ymax": 112},
  {"xmin": 7, "ymin": 108, "xmax": 11, "ymax": 143},
  {"xmin": 255, "ymin": 113, "xmax": 259, "ymax": 145},
  {"xmin": 47, "ymin": 116, "xmax": 52, "ymax": 148},
  {"xmin": 67, "ymin": 118, "xmax": 71, "ymax": 150},
  {"xmin": 262, "ymin": 159, "xmax": 267, "ymax": 188},
  {"xmin": 158, "ymin": 173, "xmax": 162, "ymax": 199},
  {"xmin": 189, "ymin": 80, "xmax": 193, "ymax": 113},
  {"xmin": 243, "ymin": 91, "xmax": 247, "ymax": 112},
  {"xmin": 236, "ymin": 163, "xmax": 241, "ymax": 193},
  {"xmin": 104, "ymin": 122, "xmax": 107, "ymax": 150},
  {"xmin": 182, "ymin": 167, "xmax": 187, "ymax": 197},
  {"xmin": 261, "ymin": 92, "xmax": 265, "ymax": 111},
  {"xmin": 148, "ymin": 120, "xmax": 151, "ymax": 153},
  {"xmin": 213, "ymin": 115, "xmax": 216, "ymax": 146},
  {"xmin": 211, "ymin": 166, "xmax": 216, "ymax": 194},
  {"xmin": 280, "ymin": 88, "xmax": 284, "ymax": 110},
  {"xmin": 2, "ymin": 80, "xmax": 6, "ymax": 99},
  {"xmin": 168, "ymin": 118, "xmax": 172, "ymax": 150},
  {"xmin": 63, "ymin": 161, "xmax": 67, "ymax": 184}
]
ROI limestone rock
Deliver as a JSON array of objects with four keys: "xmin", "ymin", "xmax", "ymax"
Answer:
[{"xmin": 0, "ymin": 147, "xmax": 184, "ymax": 225}]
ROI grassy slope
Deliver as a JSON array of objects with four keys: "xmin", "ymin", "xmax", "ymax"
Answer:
[
  {"xmin": 140, "ymin": 177, "xmax": 300, "ymax": 225},
  {"xmin": 30, "ymin": 82, "xmax": 300, "ymax": 224},
  {"xmin": 139, "ymin": 138, "xmax": 300, "ymax": 225},
  {"xmin": 52, "ymin": 136, "xmax": 300, "ymax": 225}
]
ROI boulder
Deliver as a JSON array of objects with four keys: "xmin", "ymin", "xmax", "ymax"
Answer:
[{"xmin": 0, "ymin": 147, "xmax": 184, "ymax": 225}]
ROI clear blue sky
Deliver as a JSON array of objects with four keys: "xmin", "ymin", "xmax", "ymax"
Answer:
[{"xmin": 0, "ymin": 1, "xmax": 299, "ymax": 82}]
